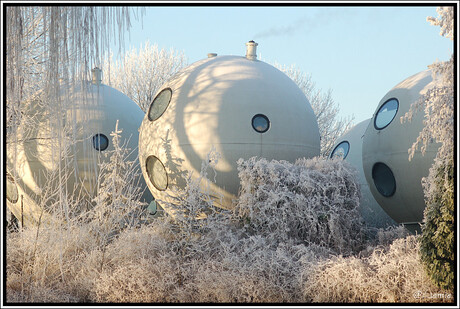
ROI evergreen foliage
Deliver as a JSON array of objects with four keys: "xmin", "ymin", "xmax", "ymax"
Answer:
[{"xmin": 419, "ymin": 157, "xmax": 454, "ymax": 291}]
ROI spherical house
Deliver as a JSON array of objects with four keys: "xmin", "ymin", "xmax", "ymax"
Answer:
[
  {"xmin": 139, "ymin": 41, "xmax": 321, "ymax": 216},
  {"xmin": 6, "ymin": 68, "xmax": 153, "ymax": 226},
  {"xmin": 362, "ymin": 70, "xmax": 440, "ymax": 231},
  {"xmin": 330, "ymin": 119, "xmax": 396, "ymax": 228}
]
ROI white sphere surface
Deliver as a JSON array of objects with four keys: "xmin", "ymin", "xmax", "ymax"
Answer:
[
  {"xmin": 139, "ymin": 55, "xmax": 320, "ymax": 215},
  {"xmin": 330, "ymin": 119, "xmax": 396, "ymax": 228},
  {"xmin": 362, "ymin": 70, "xmax": 440, "ymax": 228},
  {"xmin": 6, "ymin": 82, "xmax": 150, "ymax": 225}
]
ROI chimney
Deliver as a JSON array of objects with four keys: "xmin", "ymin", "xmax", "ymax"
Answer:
[
  {"xmin": 91, "ymin": 67, "xmax": 102, "ymax": 85},
  {"xmin": 245, "ymin": 40, "xmax": 258, "ymax": 60}
]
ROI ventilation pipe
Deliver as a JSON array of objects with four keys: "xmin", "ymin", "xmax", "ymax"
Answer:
[
  {"xmin": 91, "ymin": 67, "xmax": 102, "ymax": 85},
  {"xmin": 245, "ymin": 40, "xmax": 258, "ymax": 60}
]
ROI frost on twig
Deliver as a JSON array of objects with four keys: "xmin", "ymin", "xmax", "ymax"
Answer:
[{"xmin": 426, "ymin": 7, "xmax": 454, "ymax": 40}]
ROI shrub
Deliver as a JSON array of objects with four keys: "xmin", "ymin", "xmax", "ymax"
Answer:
[
  {"xmin": 234, "ymin": 156, "xmax": 367, "ymax": 255},
  {"xmin": 419, "ymin": 157, "xmax": 454, "ymax": 291}
]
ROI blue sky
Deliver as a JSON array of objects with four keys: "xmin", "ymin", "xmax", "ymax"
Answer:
[{"xmin": 112, "ymin": 5, "xmax": 453, "ymax": 125}]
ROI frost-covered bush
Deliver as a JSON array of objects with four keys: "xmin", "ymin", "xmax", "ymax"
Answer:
[
  {"xmin": 305, "ymin": 235, "xmax": 452, "ymax": 303},
  {"xmin": 93, "ymin": 151, "xmax": 335, "ymax": 303},
  {"xmin": 235, "ymin": 156, "xmax": 367, "ymax": 255},
  {"xmin": 93, "ymin": 221, "xmax": 331, "ymax": 303}
]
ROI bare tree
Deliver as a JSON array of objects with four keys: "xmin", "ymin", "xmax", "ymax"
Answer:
[
  {"xmin": 275, "ymin": 64, "xmax": 354, "ymax": 156},
  {"xmin": 104, "ymin": 41, "xmax": 187, "ymax": 112}
]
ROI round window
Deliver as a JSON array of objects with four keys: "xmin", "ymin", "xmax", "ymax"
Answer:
[
  {"xmin": 252, "ymin": 114, "xmax": 270, "ymax": 133},
  {"xmin": 6, "ymin": 172, "xmax": 19, "ymax": 204},
  {"xmin": 148, "ymin": 88, "xmax": 172, "ymax": 122},
  {"xmin": 372, "ymin": 162, "xmax": 396, "ymax": 197},
  {"xmin": 374, "ymin": 98, "xmax": 399, "ymax": 129},
  {"xmin": 330, "ymin": 141, "xmax": 350, "ymax": 159},
  {"xmin": 93, "ymin": 133, "xmax": 109, "ymax": 151},
  {"xmin": 146, "ymin": 155, "xmax": 168, "ymax": 191}
]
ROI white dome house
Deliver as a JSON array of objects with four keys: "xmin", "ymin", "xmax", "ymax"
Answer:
[
  {"xmin": 6, "ymin": 68, "xmax": 153, "ymax": 226},
  {"xmin": 330, "ymin": 119, "xmax": 396, "ymax": 228},
  {"xmin": 139, "ymin": 41, "xmax": 321, "ymax": 216},
  {"xmin": 362, "ymin": 70, "xmax": 440, "ymax": 232}
]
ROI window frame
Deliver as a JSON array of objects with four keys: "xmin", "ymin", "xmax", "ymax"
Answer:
[
  {"xmin": 374, "ymin": 98, "xmax": 399, "ymax": 130},
  {"xmin": 329, "ymin": 141, "xmax": 350, "ymax": 160},
  {"xmin": 252, "ymin": 114, "xmax": 270, "ymax": 133},
  {"xmin": 146, "ymin": 155, "xmax": 168, "ymax": 191},
  {"xmin": 92, "ymin": 133, "xmax": 109, "ymax": 151},
  {"xmin": 148, "ymin": 88, "xmax": 173, "ymax": 122},
  {"xmin": 372, "ymin": 162, "xmax": 397, "ymax": 197}
]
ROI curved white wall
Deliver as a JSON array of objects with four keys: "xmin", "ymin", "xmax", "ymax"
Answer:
[
  {"xmin": 139, "ymin": 54, "xmax": 320, "ymax": 216},
  {"xmin": 330, "ymin": 119, "xmax": 396, "ymax": 228},
  {"xmin": 6, "ymin": 82, "xmax": 151, "ymax": 226},
  {"xmin": 362, "ymin": 70, "xmax": 440, "ymax": 229}
]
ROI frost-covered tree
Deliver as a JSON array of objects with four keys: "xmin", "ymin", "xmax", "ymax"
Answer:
[
  {"xmin": 89, "ymin": 121, "xmax": 147, "ymax": 273},
  {"xmin": 6, "ymin": 7, "xmax": 140, "ymax": 133},
  {"xmin": 6, "ymin": 6, "xmax": 141, "ymax": 219},
  {"xmin": 275, "ymin": 64, "xmax": 354, "ymax": 156},
  {"xmin": 402, "ymin": 6, "xmax": 454, "ymax": 291},
  {"xmin": 104, "ymin": 41, "xmax": 187, "ymax": 112}
]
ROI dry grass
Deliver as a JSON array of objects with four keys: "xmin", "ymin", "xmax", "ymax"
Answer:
[
  {"xmin": 304, "ymin": 235, "xmax": 453, "ymax": 303},
  {"xmin": 6, "ymin": 219, "xmax": 453, "ymax": 304}
]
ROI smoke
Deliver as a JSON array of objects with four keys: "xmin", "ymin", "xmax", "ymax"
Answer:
[
  {"xmin": 254, "ymin": 17, "xmax": 310, "ymax": 39},
  {"xmin": 253, "ymin": 8, "xmax": 346, "ymax": 40}
]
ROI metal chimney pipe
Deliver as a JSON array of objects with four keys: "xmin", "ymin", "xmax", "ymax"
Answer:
[
  {"xmin": 245, "ymin": 40, "xmax": 258, "ymax": 60},
  {"xmin": 91, "ymin": 67, "xmax": 102, "ymax": 85}
]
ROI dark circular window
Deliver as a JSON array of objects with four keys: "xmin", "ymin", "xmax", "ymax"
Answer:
[
  {"xmin": 252, "ymin": 114, "xmax": 270, "ymax": 133},
  {"xmin": 330, "ymin": 141, "xmax": 350, "ymax": 159},
  {"xmin": 372, "ymin": 162, "xmax": 396, "ymax": 197},
  {"xmin": 146, "ymin": 155, "xmax": 168, "ymax": 191},
  {"xmin": 148, "ymin": 88, "xmax": 172, "ymax": 122},
  {"xmin": 6, "ymin": 172, "xmax": 18, "ymax": 204},
  {"xmin": 93, "ymin": 133, "xmax": 109, "ymax": 151},
  {"xmin": 374, "ymin": 98, "xmax": 399, "ymax": 130}
]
